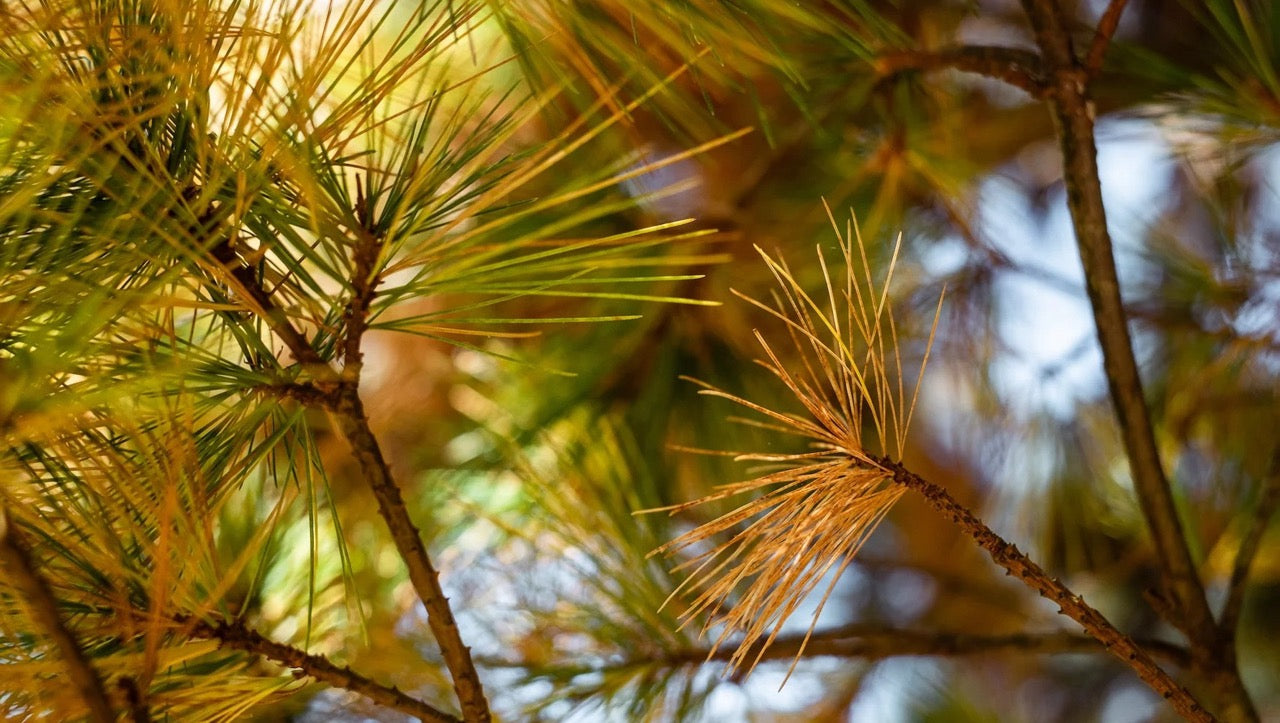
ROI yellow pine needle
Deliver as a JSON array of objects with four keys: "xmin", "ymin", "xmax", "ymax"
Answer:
[{"xmin": 650, "ymin": 207, "xmax": 943, "ymax": 684}]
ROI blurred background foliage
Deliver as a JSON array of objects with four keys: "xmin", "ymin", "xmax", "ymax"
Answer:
[{"xmin": 1, "ymin": 0, "xmax": 1278, "ymax": 721}]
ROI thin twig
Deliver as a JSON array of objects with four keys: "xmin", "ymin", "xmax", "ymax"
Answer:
[
  {"xmin": 329, "ymin": 387, "xmax": 492, "ymax": 722},
  {"xmin": 209, "ymin": 237, "xmax": 337, "ymax": 383},
  {"xmin": 705, "ymin": 625, "xmax": 1189, "ymax": 669},
  {"xmin": 182, "ymin": 615, "xmax": 462, "ymax": 723},
  {"xmin": 1084, "ymin": 0, "xmax": 1130, "ymax": 81},
  {"xmin": 873, "ymin": 45, "xmax": 1047, "ymax": 97},
  {"xmin": 342, "ymin": 172, "xmax": 382, "ymax": 380},
  {"xmin": 485, "ymin": 626, "xmax": 1191, "ymax": 676},
  {"xmin": 1220, "ymin": 454, "xmax": 1280, "ymax": 635},
  {"xmin": 872, "ymin": 456, "xmax": 1213, "ymax": 722},
  {"xmin": 1019, "ymin": 1, "xmax": 1256, "ymax": 719},
  {"xmin": 720, "ymin": 624, "xmax": 1191, "ymax": 668},
  {"xmin": 0, "ymin": 512, "xmax": 115, "ymax": 723}
]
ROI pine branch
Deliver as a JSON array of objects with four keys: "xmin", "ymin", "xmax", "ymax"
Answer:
[
  {"xmin": 341, "ymin": 173, "xmax": 382, "ymax": 380},
  {"xmin": 329, "ymin": 179, "xmax": 491, "ymax": 721},
  {"xmin": 328, "ymin": 387, "xmax": 492, "ymax": 722},
  {"xmin": 873, "ymin": 456, "xmax": 1213, "ymax": 723},
  {"xmin": 212, "ymin": 224, "xmax": 491, "ymax": 721},
  {"xmin": 1019, "ymin": 1, "xmax": 1256, "ymax": 719},
  {"xmin": 181, "ymin": 615, "xmax": 462, "ymax": 723},
  {"xmin": 873, "ymin": 45, "xmax": 1047, "ymax": 96},
  {"xmin": 493, "ymin": 625, "xmax": 1191, "ymax": 684},
  {"xmin": 721, "ymin": 624, "xmax": 1191, "ymax": 668},
  {"xmin": 0, "ymin": 513, "xmax": 115, "ymax": 723},
  {"xmin": 1220, "ymin": 454, "xmax": 1280, "ymax": 635},
  {"xmin": 1019, "ymin": 0, "xmax": 1200, "ymax": 629},
  {"xmin": 664, "ymin": 625, "xmax": 1190, "ymax": 670},
  {"xmin": 209, "ymin": 236, "xmax": 338, "ymax": 384},
  {"xmin": 1084, "ymin": 0, "xmax": 1130, "ymax": 80}
]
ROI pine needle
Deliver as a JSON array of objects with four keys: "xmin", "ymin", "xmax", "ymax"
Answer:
[{"xmin": 650, "ymin": 207, "xmax": 942, "ymax": 683}]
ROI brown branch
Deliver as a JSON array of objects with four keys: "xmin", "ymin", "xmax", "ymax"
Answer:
[
  {"xmin": 329, "ymin": 386, "xmax": 492, "ymax": 722},
  {"xmin": 491, "ymin": 625, "xmax": 1191, "ymax": 680},
  {"xmin": 0, "ymin": 513, "xmax": 115, "ymax": 723},
  {"xmin": 874, "ymin": 456, "xmax": 1214, "ymax": 723},
  {"xmin": 326, "ymin": 182, "xmax": 490, "ymax": 721},
  {"xmin": 342, "ymin": 173, "xmax": 382, "ymax": 379},
  {"xmin": 181, "ymin": 615, "xmax": 462, "ymax": 723},
  {"xmin": 1019, "ymin": 0, "xmax": 1256, "ymax": 719},
  {"xmin": 706, "ymin": 624, "xmax": 1191, "ymax": 669},
  {"xmin": 209, "ymin": 237, "xmax": 337, "ymax": 383},
  {"xmin": 211, "ymin": 223, "xmax": 490, "ymax": 720},
  {"xmin": 1084, "ymin": 0, "xmax": 1130, "ymax": 81},
  {"xmin": 873, "ymin": 45, "xmax": 1047, "ymax": 97},
  {"xmin": 727, "ymin": 624, "xmax": 1190, "ymax": 668},
  {"xmin": 1220, "ymin": 454, "xmax": 1280, "ymax": 635}
]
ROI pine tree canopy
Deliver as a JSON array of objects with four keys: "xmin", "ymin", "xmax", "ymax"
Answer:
[{"xmin": 1, "ymin": 0, "xmax": 1277, "ymax": 721}]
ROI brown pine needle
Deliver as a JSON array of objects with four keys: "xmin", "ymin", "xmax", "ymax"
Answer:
[{"xmin": 650, "ymin": 208, "xmax": 942, "ymax": 683}]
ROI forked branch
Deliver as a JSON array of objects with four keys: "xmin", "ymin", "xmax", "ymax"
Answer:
[
  {"xmin": 1019, "ymin": 0, "xmax": 1256, "ymax": 718},
  {"xmin": 873, "ymin": 45, "xmax": 1047, "ymax": 96},
  {"xmin": 1019, "ymin": 0, "xmax": 1209, "ymax": 640},
  {"xmin": 1084, "ymin": 0, "xmax": 1130, "ymax": 80},
  {"xmin": 211, "ymin": 235, "xmax": 491, "ymax": 721}
]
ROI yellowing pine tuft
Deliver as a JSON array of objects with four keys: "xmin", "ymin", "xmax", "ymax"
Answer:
[{"xmin": 651, "ymin": 204, "xmax": 943, "ymax": 682}]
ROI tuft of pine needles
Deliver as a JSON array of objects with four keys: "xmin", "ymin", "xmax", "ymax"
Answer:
[{"xmin": 650, "ymin": 203, "xmax": 943, "ymax": 682}]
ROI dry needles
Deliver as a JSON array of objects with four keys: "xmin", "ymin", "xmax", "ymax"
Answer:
[
  {"xmin": 651, "ymin": 203, "xmax": 942, "ymax": 680},
  {"xmin": 651, "ymin": 207, "xmax": 1215, "ymax": 722}
]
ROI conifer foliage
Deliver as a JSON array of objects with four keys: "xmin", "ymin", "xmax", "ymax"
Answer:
[{"xmin": 1, "ymin": 0, "xmax": 1278, "ymax": 721}]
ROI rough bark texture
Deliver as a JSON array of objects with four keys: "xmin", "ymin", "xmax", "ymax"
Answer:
[
  {"xmin": 331, "ymin": 387, "xmax": 492, "ymax": 722},
  {"xmin": 875, "ymin": 457, "xmax": 1214, "ymax": 723},
  {"xmin": 1019, "ymin": 0, "xmax": 1256, "ymax": 719}
]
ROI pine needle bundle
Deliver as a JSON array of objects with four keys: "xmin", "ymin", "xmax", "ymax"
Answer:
[{"xmin": 652, "ymin": 203, "xmax": 942, "ymax": 681}]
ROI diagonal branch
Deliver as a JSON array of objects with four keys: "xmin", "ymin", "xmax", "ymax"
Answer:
[
  {"xmin": 1019, "ymin": 0, "xmax": 1204, "ymax": 630},
  {"xmin": 328, "ymin": 387, "xmax": 492, "ymax": 722},
  {"xmin": 873, "ymin": 45, "xmax": 1047, "ymax": 97},
  {"xmin": 874, "ymin": 456, "xmax": 1213, "ymax": 723},
  {"xmin": 328, "ymin": 181, "xmax": 491, "ymax": 721},
  {"xmin": 1019, "ymin": 1, "xmax": 1256, "ymax": 719},
  {"xmin": 180, "ymin": 615, "xmax": 461, "ymax": 723},
  {"xmin": 209, "ymin": 237, "xmax": 337, "ymax": 383},
  {"xmin": 0, "ymin": 511, "xmax": 115, "ymax": 723},
  {"xmin": 1084, "ymin": 0, "xmax": 1130, "ymax": 81},
  {"xmin": 1220, "ymin": 454, "xmax": 1280, "ymax": 635}
]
